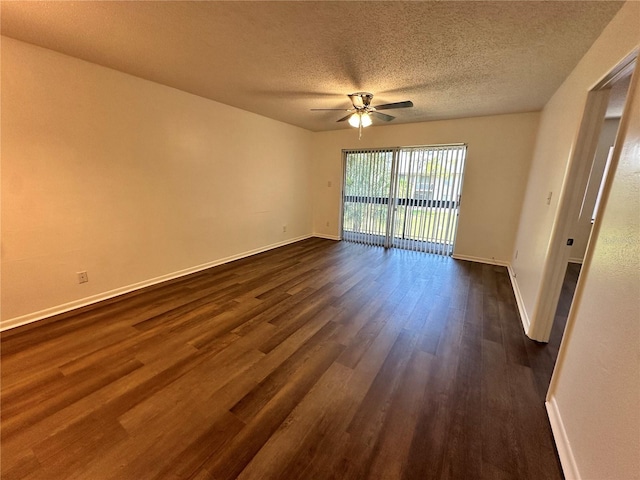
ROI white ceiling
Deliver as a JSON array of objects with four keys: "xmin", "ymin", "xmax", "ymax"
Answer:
[{"xmin": 0, "ymin": 1, "xmax": 625, "ymax": 132}]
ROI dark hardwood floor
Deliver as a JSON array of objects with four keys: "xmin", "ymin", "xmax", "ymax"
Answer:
[{"xmin": 1, "ymin": 238, "xmax": 564, "ymax": 480}]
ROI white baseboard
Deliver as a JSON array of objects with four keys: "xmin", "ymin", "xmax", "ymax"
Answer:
[
  {"xmin": 0, "ymin": 234, "xmax": 313, "ymax": 332},
  {"xmin": 313, "ymin": 233, "xmax": 341, "ymax": 241},
  {"xmin": 507, "ymin": 264, "xmax": 531, "ymax": 333},
  {"xmin": 451, "ymin": 253, "xmax": 509, "ymax": 267},
  {"xmin": 568, "ymin": 257, "xmax": 584, "ymax": 264},
  {"xmin": 546, "ymin": 396, "xmax": 579, "ymax": 480}
]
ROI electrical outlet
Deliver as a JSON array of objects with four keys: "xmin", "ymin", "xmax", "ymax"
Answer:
[
  {"xmin": 77, "ymin": 271, "xmax": 89, "ymax": 284},
  {"xmin": 282, "ymin": 225, "xmax": 287, "ymax": 233}
]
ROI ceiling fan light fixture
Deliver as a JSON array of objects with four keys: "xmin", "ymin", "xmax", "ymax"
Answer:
[{"xmin": 348, "ymin": 111, "xmax": 372, "ymax": 128}]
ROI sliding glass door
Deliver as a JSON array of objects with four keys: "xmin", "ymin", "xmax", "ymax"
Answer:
[{"xmin": 342, "ymin": 144, "xmax": 466, "ymax": 255}]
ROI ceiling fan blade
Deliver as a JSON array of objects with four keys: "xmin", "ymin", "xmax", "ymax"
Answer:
[
  {"xmin": 337, "ymin": 114, "xmax": 352, "ymax": 122},
  {"xmin": 374, "ymin": 101, "xmax": 414, "ymax": 110},
  {"xmin": 371, "ymin": 111, "xmax": 395, "ymax": 122},
  {"xmin": 310, "ymin": 108, "xmax": 349, "ymax": 111}
]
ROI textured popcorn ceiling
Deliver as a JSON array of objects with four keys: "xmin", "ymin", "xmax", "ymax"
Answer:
[{"xmin": 0, "ymin": 1, "xmax": 625, "ymax": 132}]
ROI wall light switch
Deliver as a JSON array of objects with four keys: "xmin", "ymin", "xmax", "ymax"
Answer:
[{"xmin": 546, "ymin": 191, "xmax": 553, "ymax": 205}]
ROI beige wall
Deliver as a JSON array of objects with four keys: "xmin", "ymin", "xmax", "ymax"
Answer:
[
  {"xmin": 510, "ymin": 1, "xmax": 640, "ymax": 330},
  {"xmin": 311, "ymin": 112, "xmax": 540, "ymax": 264},
  {"xmin": 569, "ymin": 118, "xmax": 620, "ymax": 263},
  {"xmin": 547, "ymin": 68, "xmax": 639, "ymax": 480},
  {"xmin": 1, "ymin": 38, "xmax": 313, "ymax": 325}
]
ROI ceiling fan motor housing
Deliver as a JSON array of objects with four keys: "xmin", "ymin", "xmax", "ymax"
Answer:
[{"xmin": 349, "ymin": 92, "xmax": 374, "ymax": 109}]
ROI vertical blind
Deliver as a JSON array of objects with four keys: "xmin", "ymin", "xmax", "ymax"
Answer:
[
  {"xmin": 342, "ymin": 149, "xmax": 395, "ymax": 247},
  {"xmin": 342, "ymin": 144, "xmax": 467, "ymax": 255}
]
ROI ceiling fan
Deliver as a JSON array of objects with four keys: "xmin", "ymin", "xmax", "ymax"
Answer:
[{"xmin": 311, "ymin": 92, "xmax": 413, "ymax": 137}]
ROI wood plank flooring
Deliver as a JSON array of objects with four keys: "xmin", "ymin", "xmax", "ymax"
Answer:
[{"xmin": 1, "ymin": 238, "xmax": 564, "ymax": 480}]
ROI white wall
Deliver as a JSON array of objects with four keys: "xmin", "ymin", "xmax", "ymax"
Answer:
[
  {"xmin": 547, "ymin": 67, "xmax": 639, "ymax": 480},
  {"xmin": 569, "ymin": 118, "xmax": 620, "ymax": 263},
  {"xmin": 311, "ymin": 112, "xmax": 540, "ymax": 264},
  {"xmin": 510, "ymin": 1, "xmax": 640, "ymax": 334},
  {"xmin": 1, "ymin": 38, "xmax": 313, "ymax": 326}
]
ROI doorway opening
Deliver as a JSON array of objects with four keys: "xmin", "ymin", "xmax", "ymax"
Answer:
[
  {"xmin": 532, "ymin": 52, "xmax": 636, "ymax": 346},
  {"xmin": 341, "ymin": 144, "xmax": 467, "ymax": 255}
]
